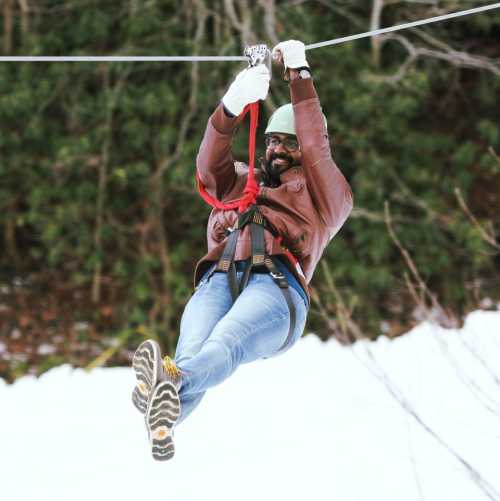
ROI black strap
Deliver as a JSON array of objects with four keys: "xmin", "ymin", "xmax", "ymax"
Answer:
[
  {"xmin": 215, "ymin": 205, "xmax": 297, "ymax": 353},
  {"xmin": 215, "ymin": 228, "xmax": 240, "ymax": 302},
  {"xmin": 238, "ymin": 216, "xmax": 266, "ymax": 291},
  {"xmin": 264, "ymin": 255, "xmax": 296, "ymax": 352}
]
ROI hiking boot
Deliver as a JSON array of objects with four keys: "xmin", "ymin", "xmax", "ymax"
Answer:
[
  {"xmin": 162, "ymin": 355, "xmax": 182, "ymax": 391},
  {"xmin": 131, "ymin": 340, "xmax": 165, "ymax": 414},
  {"xmin": 132, "ymin": 340, "xmax": 183, "ymax": 410},
  {"xmin": 146, "ymin": 378, "xmax": 181, "ymax": 461}
]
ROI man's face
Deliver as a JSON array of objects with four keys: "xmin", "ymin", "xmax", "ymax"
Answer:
[{"xmin": 264, "ymin": 133, "xmax": 302, "ymax": 174}]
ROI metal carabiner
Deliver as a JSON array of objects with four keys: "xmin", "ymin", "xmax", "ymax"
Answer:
[{"xmin": 244, "ymin": 44, "xmax": 272, "ymax": 78}]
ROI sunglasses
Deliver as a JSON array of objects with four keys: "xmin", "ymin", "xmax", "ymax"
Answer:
[{"xmin": 265, "ymin": 135, "xmax": 300, "ymax": 153}]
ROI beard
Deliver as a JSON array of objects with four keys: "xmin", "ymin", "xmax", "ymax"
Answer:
[{"xmin": 261, "ymin": 153, "xmax": 299, "ymax": 187}]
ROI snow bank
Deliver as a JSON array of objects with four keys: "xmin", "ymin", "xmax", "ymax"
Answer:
[{"xmin": 1, "ymin": 310, "xmax": 499, "ymax": 501}]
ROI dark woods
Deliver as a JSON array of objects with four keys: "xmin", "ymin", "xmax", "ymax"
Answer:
[{"xmin": 0, "ymin": 1, "xmax": 499, "ymax": 381}]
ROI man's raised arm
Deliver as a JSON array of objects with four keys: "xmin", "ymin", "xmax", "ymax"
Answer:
[
  {"xmin": 291, "ymin": 77, "xmax": 353, "ymax": 236},
  {"xmin": 273, "ymin": 40, "xmax": 353, "ymax": 235},
  {"xmin": 196, "ymin": 66, "xmax": 270, "ymax": 201}
]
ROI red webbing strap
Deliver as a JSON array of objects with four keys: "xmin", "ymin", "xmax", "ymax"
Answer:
[{"xmin": 196, "ymin": 101, "xmax": 260, "ymax": 213}]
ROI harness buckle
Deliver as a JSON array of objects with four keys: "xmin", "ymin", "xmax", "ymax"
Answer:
[
  {"xmin": 252, "ymin": 254, "xmax": 265, "ymax": 265},
  {"xmin": 218, "ymin": 259, "xmax": 231, "ymax": 272},
  {"xmin": 269, "ymin": 270, "xmax": 284, "ymax": 281}
]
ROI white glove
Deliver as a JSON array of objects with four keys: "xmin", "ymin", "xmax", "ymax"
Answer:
[
  {"xmin": 272, "ymin": 40, "xmax": 309, "ymax": 70},
  {"xmin": 222, "ymin": 65, "xmax": 270, "ymax": 116}
]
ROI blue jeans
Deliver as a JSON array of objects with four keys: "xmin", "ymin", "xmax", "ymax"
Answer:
[{"xmin": 174, "ymin": 265, "xmax": 308, "ymax": 424}]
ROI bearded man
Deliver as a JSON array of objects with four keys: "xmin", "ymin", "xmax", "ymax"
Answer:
[{"xmin": 131, "ymin": 40, "xmax": 353, "ymax": 461}]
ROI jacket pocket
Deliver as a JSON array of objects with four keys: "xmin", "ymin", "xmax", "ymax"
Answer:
[
  {"xmin": 283, "ymin": 229, "xmax": 307, "ymax": 258},
  {"xmin": 210, "ymin": 217, "xmax": 226, "ymax": 243}
]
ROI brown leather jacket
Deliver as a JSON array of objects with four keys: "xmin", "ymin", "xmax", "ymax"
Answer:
[{"xmin": 194, "ymin": 77, "xmax": 353, "ymax": 302}]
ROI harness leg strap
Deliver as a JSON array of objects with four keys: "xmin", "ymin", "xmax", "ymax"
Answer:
[
  {"xmin": 249, "ymin": 218, "xmax": 297, "ymax": 352},
  {"xmin": 212, "ymin": 206, "xmax": 297, "ymax": 354},
  {"xmin": 216, "ymin": 228, "xmax": 241, "ymax": 302},
  {"xmin": 264, "ymin": 256, "xmax": 296, "ymax": 352}
]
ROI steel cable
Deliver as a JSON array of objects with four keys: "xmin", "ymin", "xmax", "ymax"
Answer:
[{"xmin": 1, "ymin": 3, "xmax": 499, "ymax": 62}]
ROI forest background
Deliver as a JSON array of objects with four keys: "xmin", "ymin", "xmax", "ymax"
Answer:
[{"xmin": 0, "ymin": 0, "xmax": 499, "ymax": 382}]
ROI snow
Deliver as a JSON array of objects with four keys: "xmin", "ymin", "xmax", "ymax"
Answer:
[{"xmin": 1, "ymin": 310, "xmax": 499, "ymax": 501}]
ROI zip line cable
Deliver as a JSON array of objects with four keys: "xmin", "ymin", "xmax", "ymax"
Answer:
[
  {"xmin": 0, "ymin": 55, "xmax": 248, "ymax": 62},
  {"xmin": 0, "ymin": 3, "xmax": 499, "ymax": 62},
  {"xmin": 305, "ymin": 2, "xmax": 500, "ymax": 50}
]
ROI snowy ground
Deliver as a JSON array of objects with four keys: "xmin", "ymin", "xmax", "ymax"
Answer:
[{"xmin": 1, "ymin": 310, "xmax": 500, "ymax": 501}]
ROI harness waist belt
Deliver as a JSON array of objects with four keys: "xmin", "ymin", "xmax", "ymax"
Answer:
[{"xmin": 209, "ymin": 205, "xmax": 297, "ymax": 353}]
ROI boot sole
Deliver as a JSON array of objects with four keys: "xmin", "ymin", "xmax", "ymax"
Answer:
[
  {"xmin": 146, "ymin": 380, "xmax": 181, "ymax": 461},
  {"xmin": 132, "ymin": 340, "xmax": 163, "ymax": 414}
]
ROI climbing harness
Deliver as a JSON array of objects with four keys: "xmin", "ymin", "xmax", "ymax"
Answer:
[
  {"xmin": 1, "ymin": 3, "xmax": 499, "ymax": 62},
  {"xmin": 206, "ymin": 206, "xmax": 297, "ymax": 353}
]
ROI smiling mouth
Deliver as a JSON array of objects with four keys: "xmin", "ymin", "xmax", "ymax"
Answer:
[{"xmin": 272, "ymin": 158, "xmax": 290, "ymax": 165}]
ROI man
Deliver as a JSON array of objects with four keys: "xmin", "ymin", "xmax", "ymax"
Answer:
[{"xmin": 131, "ymin": 40, "xmax": 353, "ymax": 461}]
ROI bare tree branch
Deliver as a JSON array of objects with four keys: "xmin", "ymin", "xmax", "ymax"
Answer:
[
  {"xmin": 129, "ymin": 0, "xmax": 138, "ymax": 17},
  {"xmin": 455, "ymin": 187, "xmax": 500, "ymax": 251},
  {"xmin": 224, "ymin": 0, "xmax": 255, "ymax": 47},
  {"xmin": 461, "ymin": 335, "xmax": 500, "ymax": 392},
  {"xmin": 3, "ymin": 0, "xmax": 14, "ymax": 53},
  {"xmin": 258, "ymin": 0, "xmax": 279, "ymax": 47},
  {"xmin": 386, "ymin": 0, "xmax": 438, "ymax": 5},
  {"xmin": 390, "ymin": 176, "xmax": 454, "ymax": 227},
  {"xmin": 350, "ymin": 206, "xmax": 413, "ymax": 223},
  {"xmin": 314, "ymin": 0, "xmax": 367, "ymax": 30},
  {"xmin": 18, "ymin": 0, "xmax": 30, "ymax": 35},
  {"xmin": 384, "ymin": 200, "xmax": 459, "ymax": 327},
  {"xmin": 375, "ymin": 32, "xmax": 500, "ymax": 84},
  {"xmin": 92, "ymin": 65, "xmax": 131, "ymax": 304},
  {"xmin": 404, "ymin": 412, "xmax": 426, "ymax": 501},
  {"xmin": 434, "ymin": 332, "xmax": 500, "ymax": 419},
  {"xmin": 371, "ymin": 0, "xmax": 385, "ymax": 67},
  {"xmin": 410, "ymin": 25, "xmax": 454, "ymax": 51},
  {"xmin": 316, "ymin": 254, "xmax": 500, "ymax": 500},
  {"xmin": 352, "ymin": 342, "xmax": 500, "ymax": 501}
]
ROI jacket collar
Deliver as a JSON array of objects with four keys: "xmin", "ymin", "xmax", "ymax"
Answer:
[{"xmin": 279, "ymin": 165, "xmax": 302, "ymax": 183}]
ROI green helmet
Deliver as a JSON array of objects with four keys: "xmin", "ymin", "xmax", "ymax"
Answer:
[{"xmin": 264, "ymin": 103, "xmax": 328, "ymax": 136}]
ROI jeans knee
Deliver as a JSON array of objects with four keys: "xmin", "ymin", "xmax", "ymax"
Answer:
[
  {"xmin": 175, "ymin": 342, "xmax": 203, "ymax": 365},
  {"xmin": 178, "ymin": 391, "xmax": 206, "ymax": 425},
  {"xmin": 205, "ymin": 332, "xmax": 244, "ymax": 373}
]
